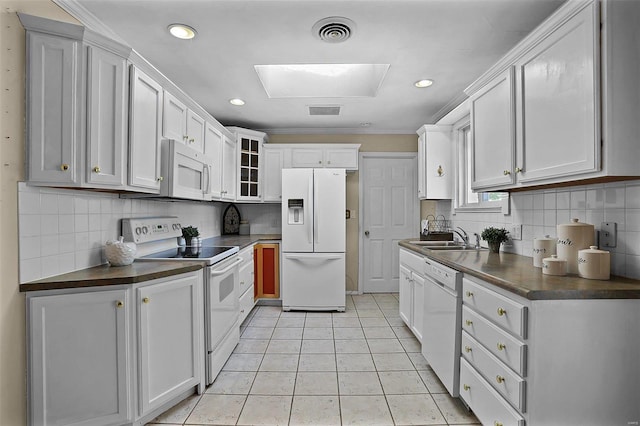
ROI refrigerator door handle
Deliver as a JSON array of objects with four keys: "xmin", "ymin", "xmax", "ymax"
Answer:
[
  {"xmin": 314, "ymin": 175, "xmax": 319, "ymax": 245},
  {"xmin": 307, "ymin": 178, "xmax": 313, "ymax": 244},
  {"xmin": 284, "ymin": 254, "xmax": 342, "ymax": 261}
]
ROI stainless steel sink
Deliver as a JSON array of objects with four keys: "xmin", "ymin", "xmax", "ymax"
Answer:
[
  {"xmin": 408, "ymin": 241, "xmax": 460, "ymax": 247},
  {"xmin": 427, "ymin": 245, "xmax": 488, "ymax": 251}
]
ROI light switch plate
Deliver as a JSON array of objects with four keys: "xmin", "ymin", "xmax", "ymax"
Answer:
[
  {"xmin": 511, "ymin": 224, "xmax": 522, "ymax": 240},
  {"xmin": 600, "ymin": 222, "xmax": 617, "ymax": 248}
]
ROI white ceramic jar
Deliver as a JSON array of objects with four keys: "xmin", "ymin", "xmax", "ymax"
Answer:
[
  {"xmin": 533, "ymin": 235, "xmax": 556, "ymax": 268},
  {"xmin": 556, "ymin": 218, "xmax": 594, "ymax": 274},
  {"xmin": 578, "ymin": 246, "xmax": 610, "ymax": 280},
  {"xmin": 542, "ymin": 255, "xmax": 567, "ymax": 276},
  {"xmin": 104, "ymin": 237, "xmax": 136, "ymax": 266}
]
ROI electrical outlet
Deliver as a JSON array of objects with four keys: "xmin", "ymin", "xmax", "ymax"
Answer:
[
  {"xmin": 511, "ymin": 224, "xmax": 522, "ymax": 240},
  {"xmin": 600, "ymin": 222, "xmax": 617, "ymax": 248}
]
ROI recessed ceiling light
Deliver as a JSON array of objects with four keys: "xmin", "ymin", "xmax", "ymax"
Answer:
[
  {"xmin": 229, "ymin": 98, "xmax": 245, "ymax": 106},
  {"xmin": 414, "ymin": 79, "xmax": 434, "ymax": 88},
  {"xmin": 168, "ymin": 24, "xmax": 197, "ymax": 40}
]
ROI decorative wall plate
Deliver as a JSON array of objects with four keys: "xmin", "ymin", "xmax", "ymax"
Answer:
[{"xmin": 222, "ymin": 204, "xmax": 241, "ymax": 234}]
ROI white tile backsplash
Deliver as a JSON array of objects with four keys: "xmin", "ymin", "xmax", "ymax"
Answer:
[
  {"xmin": 17, "ymin": 182, "xmax": 225, "ymax": 283},
  {"xmin": 437, "ymin": 179, "xmax": 640, "ymax": 280}
]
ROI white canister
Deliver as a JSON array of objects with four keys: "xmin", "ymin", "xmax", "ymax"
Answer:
[
  {"xmin": 104, "ymin": 237, "xmax": 136, "ymax": 266},
  {"xmin": 556, "ymin": 218, "xmax": 594, "ymax": 274},
  {"xmin": 533, "ymin": 235, "xmax": 556, "ymax": 268},
  {"xmin": 542, "ymin": 255, "xmax": 567, "ymax": 276},
  {"xmin": 578, "ymin": 246, "xmax": 610, "ymax": 280}
]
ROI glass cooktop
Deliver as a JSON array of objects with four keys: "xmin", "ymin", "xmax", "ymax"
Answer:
[{"xmin": 141, "ymin": 246, "xmax": 238, "ymax": 261}]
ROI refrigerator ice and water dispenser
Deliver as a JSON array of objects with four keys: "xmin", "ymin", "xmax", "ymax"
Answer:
[{"xmin": 287, "ymin": 199, "xmax": 304, "ymax": 224}]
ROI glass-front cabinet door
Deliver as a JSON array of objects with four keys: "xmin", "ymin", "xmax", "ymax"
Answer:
[{"xmin": 228, "ymin": 127, "xmax": 267, "ymax": 201}]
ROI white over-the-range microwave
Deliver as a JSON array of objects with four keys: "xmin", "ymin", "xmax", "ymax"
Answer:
[{"xmin": 160, "ymin": 139, "xmax": 213, "ymax": 201}]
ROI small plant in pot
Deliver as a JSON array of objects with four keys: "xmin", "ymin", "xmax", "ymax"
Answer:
[
  {"xmin": 481, "ymin": 227, "xmax": 510, "ymax": 253},
  {"xmin": 181, "ymin": 226, "xmax": 200, "ymax": 246}
]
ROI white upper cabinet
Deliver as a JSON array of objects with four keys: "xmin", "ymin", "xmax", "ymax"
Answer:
[
  {"xmin": 129, "ymin": 66, "xmax": 163, "ymax": 192},
  {"xmin": 186, "ymin": 110, "xmax": 205, "ymax": 153},
  {"xmin": 469, "ymin": 68, "xmax": 516, "ymax": 191},
  {"xmin": 86, "ymin": 46, "xmax": 128, "ymax": 187},
  {"xmin": 221, "ymin": 133, "xmax": 237, "ymax": 201},
  {"xmin": 416, "ymin": 125, "xmax": 453, "ymax": 199},
  {"xmin": 291, "ymin": 147, "xmax": 324, "ymax": 167},
  {"xmin": 162, "ymin": 91, "xmax": 187, "ymax": 141},
  {"xmin": 262, "ymin": 146, "xmax": 284, "ymax": 202},
  {"xmin": 464, "ymin": 0, "xmax": 640, "ymax": 191},
  {"xmin": 290, "ymin": 144, "xmax": 360, "ymax": 170},
  {"xmin": 228, "ymin": 127, "xmax": 267, "ymax": 202},
  {"xmin": 204, "ymin": 122, "xmax": 224, "ymax": 199}
]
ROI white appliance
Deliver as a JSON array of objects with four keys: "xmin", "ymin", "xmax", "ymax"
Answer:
[
  {"xmin": 421, "ymin": 257, "xmax": 462, "ymax": 396},
  {"xmin": 122, "ymin": 217, "xmax": 241, "ymax": 385},
  {"xmin": 160, "ymin": 139, "xmax": 213, "ymax": 201},
  {"xmin": 281, "ymin": 168, "xmax": 346, "ymax": 311}
]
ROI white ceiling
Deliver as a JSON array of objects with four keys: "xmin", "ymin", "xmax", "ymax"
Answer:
[{"xmin": 64, "ymin": 0, "xmax": 565, "ymax": 134}]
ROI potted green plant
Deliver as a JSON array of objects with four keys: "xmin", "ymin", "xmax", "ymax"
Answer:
[
  {"xmin": 181, "ymin": 226, "xmax": 200, "ymax": 246},
  {"xmin": 481, "ymin": 227, "xmax": 510, "ymax": 253}
]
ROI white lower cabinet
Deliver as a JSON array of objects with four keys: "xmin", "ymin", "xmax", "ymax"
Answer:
[
  {"xmin": 26, "ymin": 271, "xmax": 204, "ymax": 426},
  {"xmin": 399, "ymin": 248, "xmax": 425, "ymax": 342},
  {"xmin": 28, "ymin": 289, "xmax": 131, "ymax": 426},
  {"xmin": 238, "ymin": 245, "xmax": 255, "ymax": 324}
]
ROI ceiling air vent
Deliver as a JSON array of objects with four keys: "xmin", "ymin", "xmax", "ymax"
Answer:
[
  {"xmin": 309, "ymin": 106, "xmax": 341, "ymax": 116},
  {"xmin": 312, "ymin": 17, "xmax": 356, "ymax": 43}
]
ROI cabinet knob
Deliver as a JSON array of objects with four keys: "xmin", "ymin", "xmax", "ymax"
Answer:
[
  {"xmin": 241, "ymin": 309, "xmax": 245, "ymax": 313},
  {"xmin": 464, "ymin": 346, "xmax": 472, "ymax": 353},
  {"xmin": 364, "ymin": 231, "xmax": 370, "ymax": 236},
  {"xmin": 494, "ymin": 422, "xmax": 504, "ymax": 426},
  {"xmin": 497, "ymin": 342, "xmax": 506, "ymax": 351},
  {"xmin": 116, "ymin": 300, "xmax": 124, "ymax": 308},
  {"xmin": 465, "ymin": 320, "xmax": 473, "ymax": 326},
  {"xmin": 496, "ymin": 375, "xmax": 505, "ymax": 384},
  {"xmin": 497, "ymin": 307, "xmax": 507, "ymax": 316},
  {"xmin": 157, "ymin": 176, "xmax": 164, "ymax": 182},
  {"xmin": 437, "ymin": 165, "xmax": 444, "ymax": 177},
  {"xmin": 515, "ymin": 167, "xmax": 523, "ymax": 174},
  {"xmin": 463, "ymin": 384, "xmax": 470, "ymax": 391},
  {"xmin": 318, "ymin": 161, "xmax": 322, "ymax": 164},
  {"xmin": 240, "ymin": 281, "xmax": 244, "ymax": 285},
  {"xmin": 183, "ymin": 135, "xmax": 189, "ymax": 140},
  {"xmin": 93, "ymin": 166, "xmax": 101, "ymax": 173},
  {"xmin": 189, "ymin": 138, "xmax": 195, "ymax": 143},
  {"xmin": 327, "ymin": 161, "xmax": 331, "ymax": 164},
  {"xmin": 503, "ymin": 170, "xmax": 511, "ymax": 176},
  {"xmin": 143, "ymin": 297, "xmax": 150, "ymax": 304},
  {"xmin": 61, "ymin": 164, "xmax": 69, "ymax": 171},
  {"xmin": 465, "ymin": 291, "xmax": 473, "ymax": 298}
]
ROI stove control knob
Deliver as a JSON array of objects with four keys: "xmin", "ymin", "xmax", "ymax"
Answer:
[
  {"xmin": 142, "ymin": 226, "xmax": 149, "ymax": 234},
  {"xmin": 135, "ymin": 227, "xmax": 141, "ymax": 235}
]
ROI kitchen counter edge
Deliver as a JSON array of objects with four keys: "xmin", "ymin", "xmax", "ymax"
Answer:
[
  {"xmin": 399, "ymin": 240, "xmax": 640, "ymax": 300},
  {"xmin": 202, "ymin": 234, "xmax": 281, "ymax": 249}
]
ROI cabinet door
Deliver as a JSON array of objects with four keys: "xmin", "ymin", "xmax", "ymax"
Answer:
[
  {"xmin": 204, "ymin": 122, "xmax": 223, "ymax": 199},
  {"xmin": 222, "ymin": 135, "xmax": 237, "ymax": 200},
  {"xmin": 162, "ymin": 91, "xmax": 187, "ymax": 142},
  {"xmin": 27, "ymin": 32, "xmax": 79, "ymax": 184},
  {"xmin": 399, "ymin": 265, "xmax": 412, "ymax": 328},
  {"xmin": 263, "ymin": 148, "xmax": 284, "ymax": 202},
  {"xmin": 411, "ymin": 273, "xmax": 425, "ymax": 342},
  {"xmin": 129, "ymin": 66, "xmax": 162, "ymax": 192},
  {"xmin": 186, "ymin": 110, "xmax": 205, "ymax": 153},
  {"xmin": 28, "ymin": 289, "xmax": 130, "ymax": 426},
  {"xmin": 255, "ymin": 243, "xmax": 280, "ymax": 299},
  {"xmin": 515, "ymin": 3, "xmax": 599, "ymax": 183},
  {"xmin": 470, "ymin": 68, "xmax": 516, "ymax": 190},
  {"xmin": 324, "ymin": 148, "xmax": 358, "ymax": 170},
  {"xmin": 291, "ymin": 147, "xmax": 324, "ymax": 167},
  {"xmin": 425, "ymin": 128, "xmax": 452, "ymax": 199},
  {"xmin": 237, "ymin": 135, "xmax": 261, "ymax": 201},
  {"xmin": 417, "ymin": 132, "xmax": 427, "ymax": 199},
  {"xmin": 86, "ymin": 46, "xmax": 127, "ymax": 187},
  {"xmin": 137, "ymin": 273, "xmax": 202, "ymax": 416}
]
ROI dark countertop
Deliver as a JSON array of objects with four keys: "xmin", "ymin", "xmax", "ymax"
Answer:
[
  {"xmin": 399, "ymin": 239, "xmax": 640, "ymax": 300},
  {"xmin": 202, "ymin": 234, "xmax": 281, "ymax": 249},
  {"xmin": 20, "ymin": 261, "xmax": 204, "ymax": 292}
]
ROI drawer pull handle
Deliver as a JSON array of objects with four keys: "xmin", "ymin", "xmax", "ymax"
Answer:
[
  {"xmin": 465, "ymin": 320, "xmax": 473, "ymax": 326},
  {"xmin": 464, "ymin": 346, "xmax": 472, "ymax": 353},
  {"xmin": 143, "ymin": 297, "xmax": 150, "ymax": 304},
  {"xmin": 497, "ymin": 307, "xmax": 507, "ymax": 316},
  {"xmin": 494, "ymin": 422, "xmax": 504, "ymax": 426},
  {"xmin": 116, "ymin": 300, "xmax": 124, "ymax": 308},
  {"xmin": 465, "ymin": 291, "xmax": 473, "ymax": 297},
  {"xmin": 93, "ymin": 166, "xmax": 101, "ymax": 173},
  {"xmin": 496, "ymin": 375, "xmax": 505, "ymax": 384},
  {"xmin": 497, "ymin": 342, "xmax": 506, "ymax": 351},
  {"xmin": 61, "ymin": 163, "xmax": 69, "ymax": 171},
  {"xmin": 463, "ymin": 384, "xmax": 470, "ymax": 391}
]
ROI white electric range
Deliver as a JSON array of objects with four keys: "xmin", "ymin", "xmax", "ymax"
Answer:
[{"xmin": 122, "ymin": 217, "xmax": 241, "ymax": 385}]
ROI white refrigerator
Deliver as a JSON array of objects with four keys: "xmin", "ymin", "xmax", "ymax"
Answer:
[{"xmin": 281, "ymin": 168, "xmax": 346, "ymax": 311}]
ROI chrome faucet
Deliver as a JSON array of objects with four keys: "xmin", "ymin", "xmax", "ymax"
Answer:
[
  {"xmin": 473, "ymin": 232, "xmax": 481, "ymax": 249},
  {"xmin": 450, "ymin": 227, "xmax": 469, "ymax": 245}
]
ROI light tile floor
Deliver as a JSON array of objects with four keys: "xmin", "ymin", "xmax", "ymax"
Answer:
[{"xmin": 148, "ymin": 293, "xmax": 479, "ymax": 426}]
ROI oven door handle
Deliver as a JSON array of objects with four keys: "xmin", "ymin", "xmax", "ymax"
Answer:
[{"xmin": 209, "ymin": 257, "xmax": 243, "ymax": 276}]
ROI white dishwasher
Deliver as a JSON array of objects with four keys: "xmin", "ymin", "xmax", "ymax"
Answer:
[{"xmin": 421, "ymin": 257, "xmax": 462, "ymax": 397}]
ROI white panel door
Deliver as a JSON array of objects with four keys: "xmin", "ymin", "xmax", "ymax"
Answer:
[
  {"xmin": 263, "ymin": 147, "xmax": 284, "ymax": 202},
  {"xmin": 221, "ymin": 135, "xmax": 237, "ymax": 200},
  {"xmin": 162, "ymin": 91, "xmax": 187, "ymax": 142},
  {"xmin": 204, "ymin": 122, "xmax": 223, "ymax": 199},
  {"xmin": 314, "ymin": 168, "xmax": 345, "ymax": 253},
  {"xmin": 362, "ymin": 155, "xmax": 418, "ymax": 293},
  {"xmin": 281, "ymin": 168, "xmax": 313, "ymax": 252},
  {"xmin": 186, "ymin": 110, "xmax": 205, "ymax": 153}
]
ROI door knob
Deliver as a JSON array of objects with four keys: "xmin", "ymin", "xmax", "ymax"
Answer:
[{"xmin": 365, "ymin": 231, "xmax": 370, "ymax": 236}]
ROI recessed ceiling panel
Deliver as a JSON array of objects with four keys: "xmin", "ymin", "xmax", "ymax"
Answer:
[{"xmin": 254, "ymin": 64, "xmax": 390, "ymax": 98}]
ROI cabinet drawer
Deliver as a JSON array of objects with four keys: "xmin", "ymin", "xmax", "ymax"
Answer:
[
  {"xmin": 462, "ymin": 306, "xmax": 527, "ymax": 376},
  {"xmin": 238, "ymin": 260, "xmax": 254, "ymax": 296},
  {"xmin": 239, "ymin": 286, "xmax": 255, "ymax": 325},
  {"xmin": 463, "ymin": 278, "xmax": 528, "ymax": 339},
  {"xmin": 460, "ymin": 358, "xmax": 525, "ymax": 426},
  {"xmin": 400, "ymin": 248, "xmax": 425, "ymax": 274},
  {"xmin": 238, "ymin": 245, "xmax": 254, "ymax": 263},
  {"xmin": 462, "ymin": 331, "xmax": 526, "ymax": 412}
]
